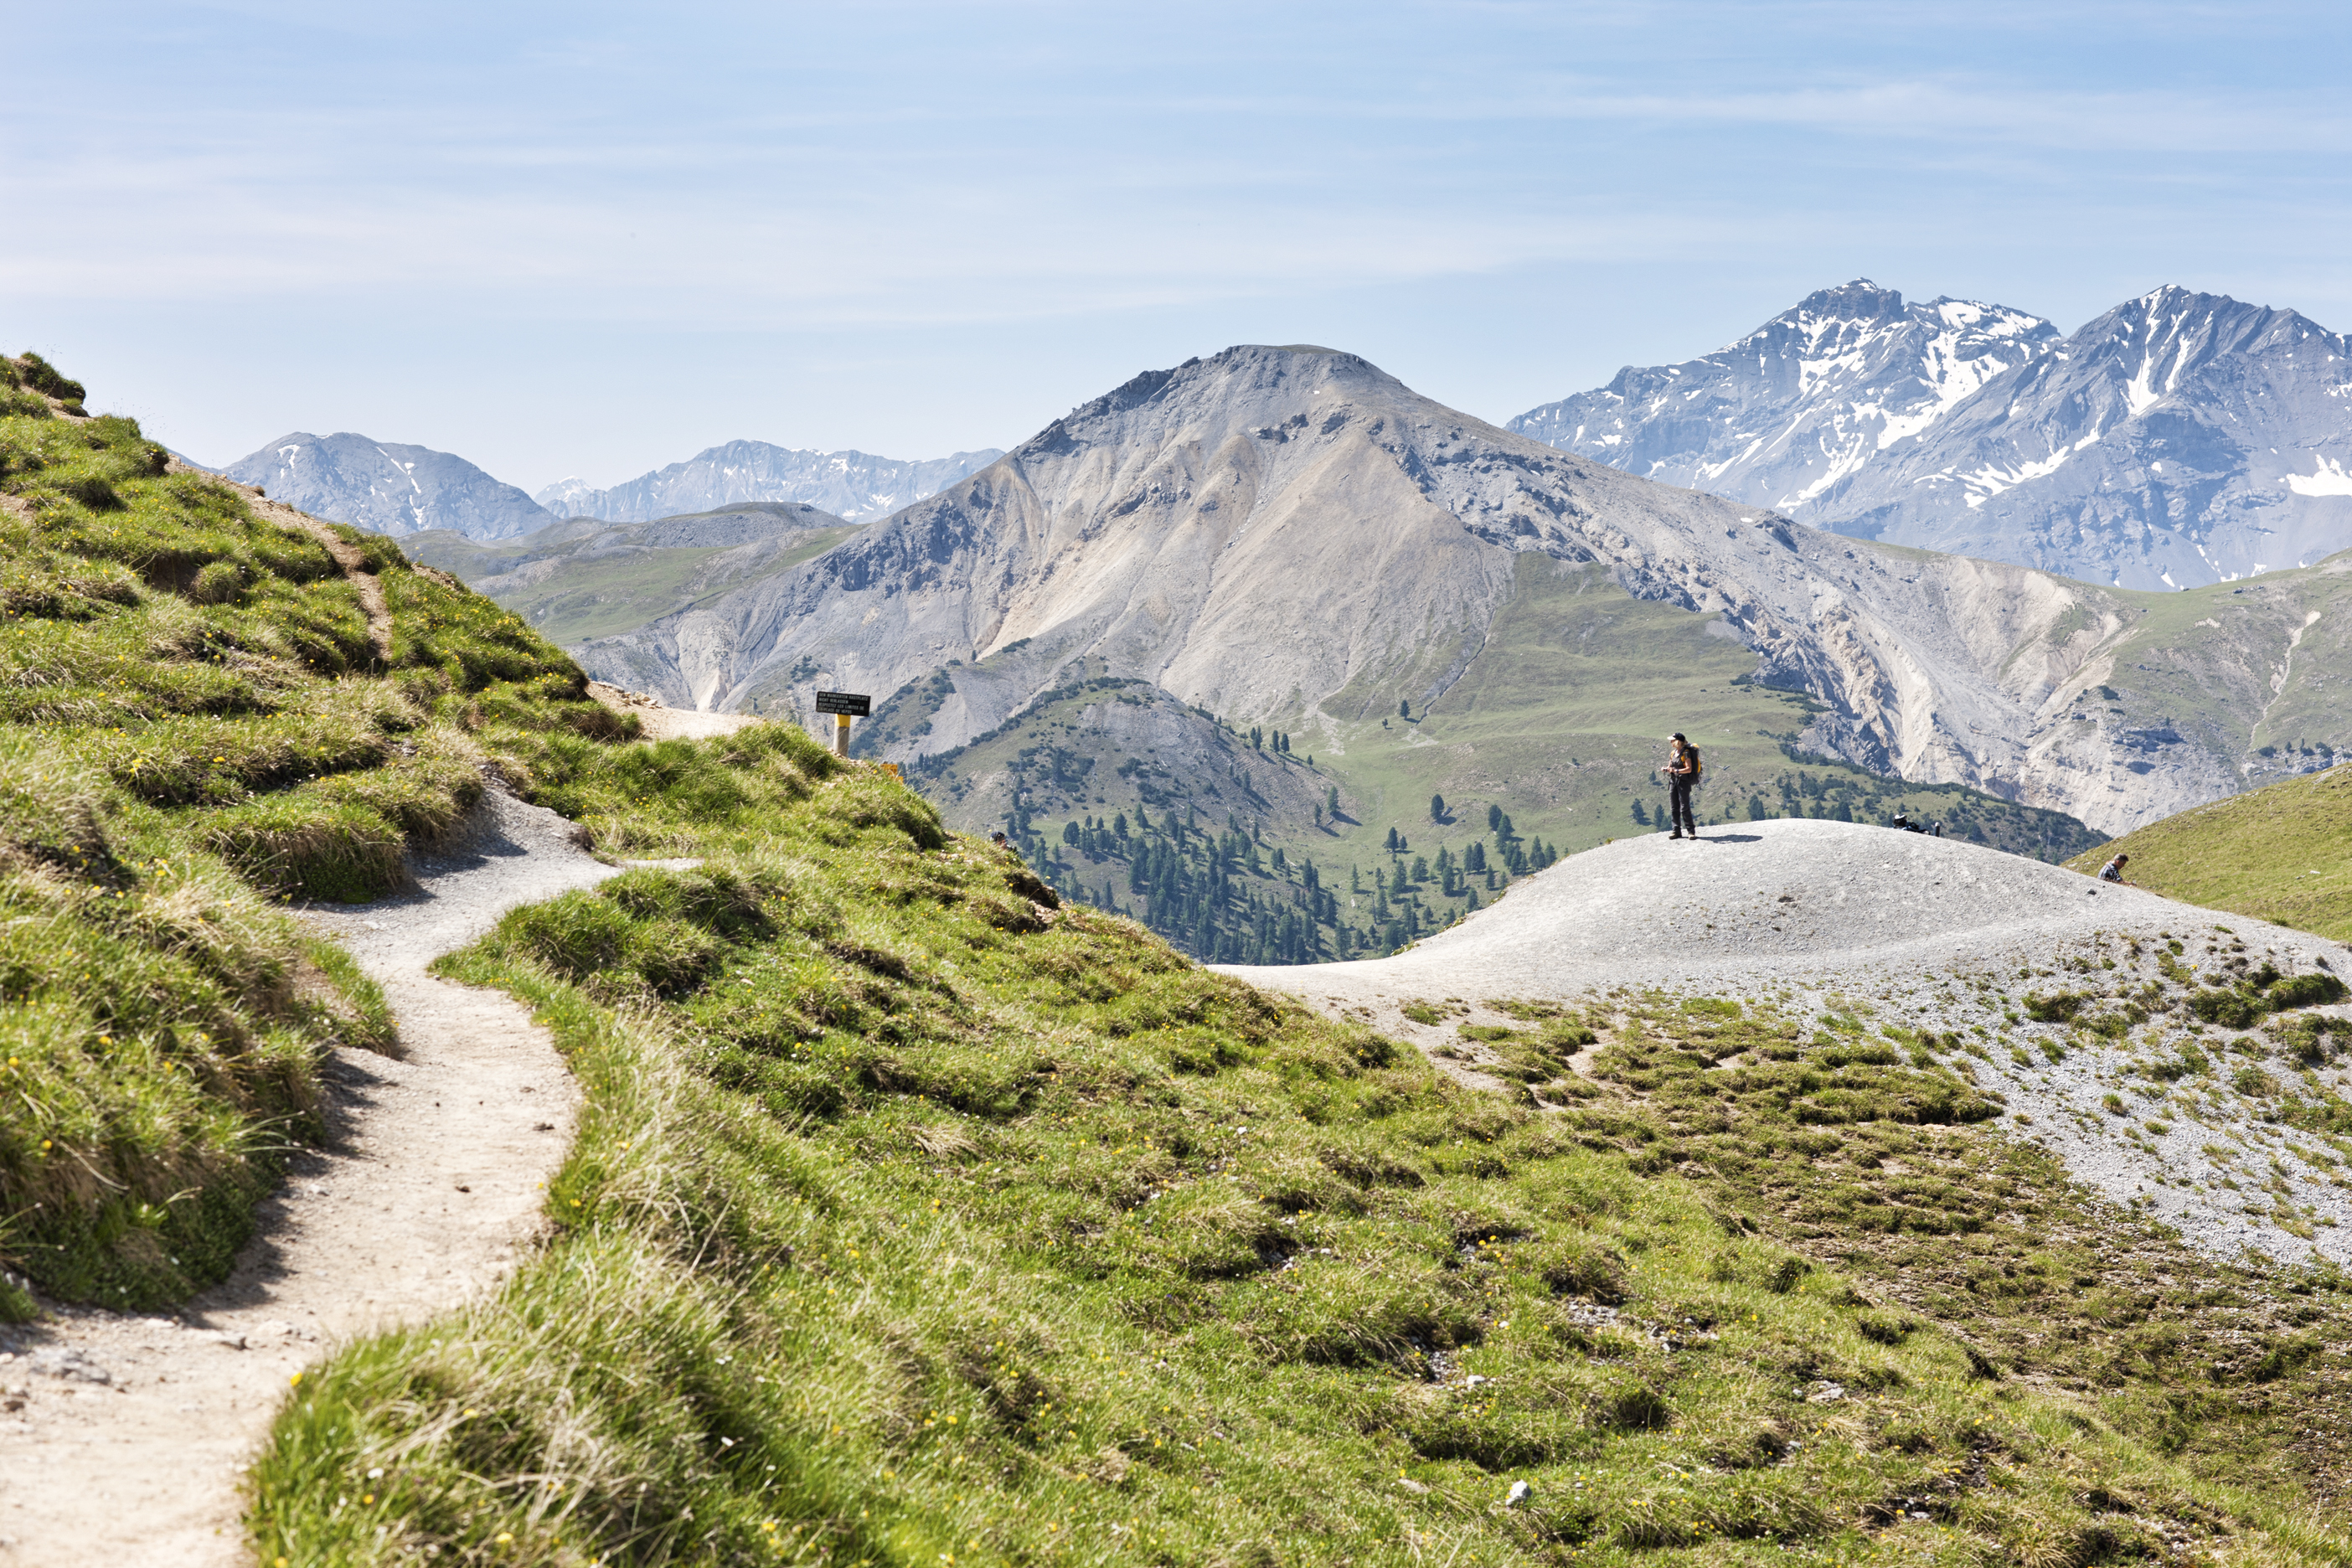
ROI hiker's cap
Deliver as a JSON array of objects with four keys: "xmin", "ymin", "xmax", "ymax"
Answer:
[{"xmin": 1669, "ymin": 732, "xmax": 1687, "ymax": 742}]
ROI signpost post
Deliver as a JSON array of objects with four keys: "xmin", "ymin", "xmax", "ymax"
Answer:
[{"xmin": 814, "ymin": 690, "xmax": 870, "ymax": 757}]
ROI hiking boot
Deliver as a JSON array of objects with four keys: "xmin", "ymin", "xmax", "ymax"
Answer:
[{"xmin": 1668, "ymin": 832, "xmax": 1684, "ymax": 839}]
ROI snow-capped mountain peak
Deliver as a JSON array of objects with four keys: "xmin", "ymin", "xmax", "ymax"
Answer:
[
  {"xmin": 1507, "ymin": 280, "xmax": 2057, "ymax": 512},
  {"xmin": 1514, "ymin": 281, "xmax": 2352, "ymax": 591}
]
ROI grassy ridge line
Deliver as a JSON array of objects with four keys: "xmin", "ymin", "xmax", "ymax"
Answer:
[
  {"xmin": 250, "ymin": 728, "xmax": 2344, "ymax": 1565},
  {"xmin": 2066, "ymin": 763, "xmax": 2352, "ymax": 942},
  {"xmin": 405, "ymin": 516, "xmax": 862, "ymax": 647},
  {"xmin": 0, "ymin": 352, "xmax": 694, "ymax": 1308}
]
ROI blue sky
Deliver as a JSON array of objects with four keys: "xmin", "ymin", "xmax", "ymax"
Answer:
[{"xmin": 7, "ymin": 1, "xmax": 2349, "ymax": 492}]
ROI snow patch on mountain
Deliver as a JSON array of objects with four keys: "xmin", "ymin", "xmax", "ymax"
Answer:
[{"xmin": 2288, "ymin": 456, "xmax": 2352, "ymax": 498}]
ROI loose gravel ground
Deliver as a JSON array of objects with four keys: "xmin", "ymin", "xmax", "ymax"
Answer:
[
  {"xmin": 1220, "ymin": 818, "xmax": 2352, "ymax": 1270},
  {"xmin": 0, "ymin": 792, "xmax": 617, "ymax": 1565},
  {"xmin": 586, "ymin": 681, "xmax": 761, "ymax": 742}
]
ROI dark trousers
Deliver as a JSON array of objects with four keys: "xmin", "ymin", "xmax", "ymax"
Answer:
[{"xmin": 1667, "ymin": 777, "xmax": 1696, "ymax": 835}]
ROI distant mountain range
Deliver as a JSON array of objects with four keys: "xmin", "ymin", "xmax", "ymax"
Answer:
[
  {"xmin": 1509, "ymin": 281, "xmax": 2352, "ymax": 590},
  {"xmin": 219, "ymin": 433, "xmax": 998, "ymax": 541},
  {"xmin": 221, "ymin": 432, "xmax": 554, "ymax": 540},
  {"xmin": 562, "ymin": 343, "xmax": 2352, "ymax": 850},
  {"xmin": 534, "ymin": 441, "xmax": 1004, "ymax": 524}
]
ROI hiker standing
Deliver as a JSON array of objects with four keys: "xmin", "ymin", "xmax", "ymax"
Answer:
[{"xmin": 1663, "ymin": 732, "xmax": 1700, "ymax": 840}]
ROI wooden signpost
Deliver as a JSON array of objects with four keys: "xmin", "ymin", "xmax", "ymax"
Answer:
[{"xmin": 815, "ymin": 690, "xmax": 870, "ymax": 756}]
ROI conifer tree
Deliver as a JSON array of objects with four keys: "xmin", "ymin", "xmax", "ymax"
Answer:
[{"xmin": 1429, "ymin": 792, "xmax": 1446, "ymax": 822}]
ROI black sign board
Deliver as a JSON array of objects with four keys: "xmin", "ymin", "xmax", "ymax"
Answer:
[{"xmin": 815, "ymin": 690, "xmax": 871, "ymax": 717}]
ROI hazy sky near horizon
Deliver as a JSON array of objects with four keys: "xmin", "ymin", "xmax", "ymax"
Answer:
[{"xmin": 8, "ymin": 1, "xmax": 2350, "ymax": 491}]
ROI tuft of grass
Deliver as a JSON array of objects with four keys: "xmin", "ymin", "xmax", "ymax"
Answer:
[
  {"xmin": 0, "ymin": 727, "xmax": 392, "ymax": 1306},
  {"xmin": 249, "ymin": 739, "xmax": 2351, "ymax": 1565}
]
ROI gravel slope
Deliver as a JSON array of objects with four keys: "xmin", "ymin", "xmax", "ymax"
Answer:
[
  {"xmin": 0, "ymin": 792, "xmax": 616, "ymax": 1564},
  {"xmin": 1220, "ymin": 818, "xmax": 2352, "ymax": 1268}
]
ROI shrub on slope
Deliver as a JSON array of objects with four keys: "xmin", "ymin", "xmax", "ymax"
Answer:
[
  {"xmin": 0, "ymin": 353, "xmax": 643, "ymax": 1308},
  {"xmin": 249, "ymin": 731, "xmax": 2350, "ymax": 1565}
]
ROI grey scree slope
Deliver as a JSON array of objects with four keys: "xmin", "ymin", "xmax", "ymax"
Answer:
[
  {"xmin": 1220, "ymin": 818, "xmax": 2352, "ymax": 1271},
  {"xmin": 0, "ymin": 792, "xmax": 617, "ymax": 1565}
]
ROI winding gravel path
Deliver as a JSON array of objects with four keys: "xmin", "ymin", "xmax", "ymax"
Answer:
[
  {"xmin": 1220, "ymin": 818, "xmax": 2352, "ymax": 1268},
  {"xmin": 0, "ymin": 792, "xmax": 616, "ymax": 1565}
]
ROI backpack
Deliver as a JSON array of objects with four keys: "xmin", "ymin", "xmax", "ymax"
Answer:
[{"xmin": 1684, "ymin": 746, "xmax": 1703, "ymax": 784}]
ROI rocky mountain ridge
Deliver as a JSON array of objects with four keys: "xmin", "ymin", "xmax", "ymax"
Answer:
[
  {"xmin": 1819, "ymin": 286, "xmax": 2352, "ymax": 588},
  {"xmin": 1511, "ymin": 281, "xmax": 2352, "ymax": 591},
  {"xmin": 569, "ymin": 343, "xmax": 2352, "ymax": 838},
  {"xmin": 1508, "ymin": 280, "xmax": 2057, "ymax": 517},
  {"xmin": 535, "ymin": 440, "xmax": 1003, "ymax": 523}
]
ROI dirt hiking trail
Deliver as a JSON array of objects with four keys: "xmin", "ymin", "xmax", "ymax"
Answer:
[{"xmin": 0, "ymin": 792, "xmax": 619, "ymax": 1565}]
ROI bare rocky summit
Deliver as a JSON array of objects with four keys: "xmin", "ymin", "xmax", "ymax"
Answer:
[{"xmin": 1223, "ymin": 818, "xmax": 2352, "ymax": 1269}]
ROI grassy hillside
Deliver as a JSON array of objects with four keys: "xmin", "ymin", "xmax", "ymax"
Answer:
[
  {"xmin": 2079, "ymin": 561, "xmax": 2352, "ymax": 794},
  {"xmin": 2067, "ymin": 763, "xmax": 2352, "ymax": 941},
  {"xmin": 17, "ymin": 354, "xmax": 2349, "ymax": 1561},
  {"xmin": 863, "ymin": 560, "xmax": 2100, "ymax": 962},
  {"xmin": 242, "ymin": 721, "xmax": 2352, "ymax": 1565},
  {"xmin": 0, "ymin": 352, "xmax": 695, "ymax": 1309},
  {"xmin": 405, "ymin": 505, "xmax": 859, "ymax": 647}
]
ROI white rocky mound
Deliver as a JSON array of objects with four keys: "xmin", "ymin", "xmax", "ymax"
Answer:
[{"xmin": 1224, "ymin": 818, "xmax": 2352, "ymax": 1268}]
